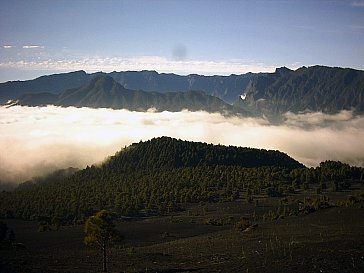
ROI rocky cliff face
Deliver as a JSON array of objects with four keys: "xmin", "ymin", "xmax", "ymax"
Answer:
[{"xmin": 237, "ymin": 66, "xmax": 364, "ymax": 116}]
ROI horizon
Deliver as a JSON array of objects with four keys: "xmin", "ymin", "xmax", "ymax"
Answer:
[
  {"xmin": 1, "ymin": 64, "xmax": 363, "ymax": 84},
  {"xmin": 1, "ymin": 0, "xmax": 364, "ymax": 82}
]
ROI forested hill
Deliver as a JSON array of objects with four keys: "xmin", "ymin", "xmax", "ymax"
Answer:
[
  {"xmin": 2, "ymin": 138, "xmax": 363, "ymax": 222},
  {"xmin": 237, "ymin": 66, "xmax": 364, "ymax": 116},
  {"xmin": 103, "ymin": 137, "xmax": 304, "ymax": 172},
  {"xmin": 10, "ymin": 76, "xmax": 235, "ymax": 113}
]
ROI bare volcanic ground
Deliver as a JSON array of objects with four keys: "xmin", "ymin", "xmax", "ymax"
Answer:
[{"xmin": 1, "ymin": 190, "xmax": 364, "ymax": 273}]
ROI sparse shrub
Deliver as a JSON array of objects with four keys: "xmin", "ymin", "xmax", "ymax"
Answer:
[
  {"xmin": 309, "ymin": 195, "xmax": 331, "ymax": 210},
  {"xmin": 127, "ymin": 247, "xmax": 136, "ymax": 256},
  {"xmin": 37, "ymin": 215, "xmax": 52, "ymax": 232},
  {"xmin": 52, "ymin": 216, "xmax": 61, "ymax": 230},
  {"xmin": 357, "ymin": 191, "xmax": 364, "ymax": 201},
  {"xmin": 205, "ymin": 216, "xmax": 234, "ymax": 226},
  {"xmin": 301, "ymin": 205, "xmax": 316, "ymax": 214},
  {"xmin": 340, "ymin": 181, "xmax": 351, "ymax": 190},
  {"xmin": 277, "ymin": 206, "xmax": 288, "ymax": 218},
  {"xmin": 205, "ymin": 218, "xmax": 222, "ymax": 226},
  {"xmin": 38, "ymin": 222, "xmax": 49, "ymax": 232},
  {"xmin": 331, "ymin": 181, "xmax": 338, "ymax": 192},
  {"xmin": 287, "ymin": 186, "xmax": 295, "ymax": 194},
  {"xmin": 267, "ymin": 187, "xmax": 283, "ymax": 197},
  {"xmin": 246, "ymin": 195, "xmax": 253, "ymax": 204},
  {"xmin": 235, "ymin": 217, "xmax": 251, "ymax": 231},
  {"xmin": 264, "ymin": 210, "xmax": 279, "ymax": 221},
  {"xmin": 346, "ymin": 195, "xmax": 356, "ymax": 206}
]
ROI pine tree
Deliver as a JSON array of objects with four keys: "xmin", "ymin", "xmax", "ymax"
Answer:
[{"xmin": 84, "ymin": 210, "xmax": 121, "ymax": 272}]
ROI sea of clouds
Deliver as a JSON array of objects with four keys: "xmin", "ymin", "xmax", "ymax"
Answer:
[{"xmin": 1, "ymin": 105, "xmax": 364, "ymax": 186}]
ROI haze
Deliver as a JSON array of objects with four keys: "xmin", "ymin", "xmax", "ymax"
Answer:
[{"xmin": 1, "ymin": 106, "xmax": 363, "ymax": 186}]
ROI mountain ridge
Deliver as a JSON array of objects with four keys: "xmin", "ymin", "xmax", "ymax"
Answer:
[
  {"xmin": 0, "ymin": 70, "xmax": 259, "ymax": 104},
  {"xmin": 11, "ymin": 76, "xmax": 235, "ymax": 113},
  {"xmin": 2, "ymin": 65, "xmax": 364, "ymax": 117}
]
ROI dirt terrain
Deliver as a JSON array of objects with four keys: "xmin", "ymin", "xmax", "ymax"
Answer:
[{"xmin": 1, "ymin": 187, "xmax": 364, "ymax": 273}]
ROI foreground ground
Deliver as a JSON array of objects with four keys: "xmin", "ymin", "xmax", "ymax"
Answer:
[{"xmin": 1, "ymin": 188, "xmax": 364, "ymax": 273}]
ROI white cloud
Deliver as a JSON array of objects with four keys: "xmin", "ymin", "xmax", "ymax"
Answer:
[
  {"xmin": 0, "ymin": 106, "xmax": 363, "ymax": 185},
  {"xmin": 283, "ymin": 110, "xmax": 358, "ymax": 128},
  {"xmin": 22, "ymin": 45, "xmax": 45, "ymax": 49},
  {"xmin": 0, "ymin": 55, "xmax": 276, "ymax": 76},
  {"xmin": 2, "ymin": 45, "xmax": 13, "ymax": 49}
]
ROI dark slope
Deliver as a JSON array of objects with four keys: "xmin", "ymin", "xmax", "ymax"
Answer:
[
  {"xmin": 13, "ymin": 76, "xmax": 235, "ymax": 113},
  {"xmin": 0, "ymin": 70, "xmax": 90, "ymax": 103},
  {"xmin": 237, "ymin": 66, "xmax": 364, "ymax": 116}
]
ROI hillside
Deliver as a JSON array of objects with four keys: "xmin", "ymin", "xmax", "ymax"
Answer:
[
  {"xmin": 1, "ymin": 137, "xmax": 363, "ymax": 273},
  {"xmin": 0, "ymin": 137, "xmax": 306, "ymax": 221},
  {"xmin": 12, "ymin": 76, "xmax": 235, "ymax": 113},
  {"xmin": 237, "ymin": 66, "xmax": 364, "ymax": 116}
]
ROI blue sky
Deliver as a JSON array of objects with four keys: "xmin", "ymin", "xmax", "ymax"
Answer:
[{"xmin": 1, "ymin": 0, "xmax": 364, "ymax": 82}]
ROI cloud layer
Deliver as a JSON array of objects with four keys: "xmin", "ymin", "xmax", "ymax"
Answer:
[
  {"xmin": 0, "ymin": 55, "xmax": 277, "ymax": 76},
  {"xmin": 1, "ymin": 106, "xmax": 363, "ymax": 185}
]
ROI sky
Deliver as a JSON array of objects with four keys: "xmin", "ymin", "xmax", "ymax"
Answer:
[{"xmin": 0, "ymin": 0, "xmax": 364, "ymax": 82}]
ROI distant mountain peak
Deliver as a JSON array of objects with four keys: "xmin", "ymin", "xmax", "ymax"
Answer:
[{"xmin": 275, "ymin": 67, "xmax": 293, "ymax": 74}]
